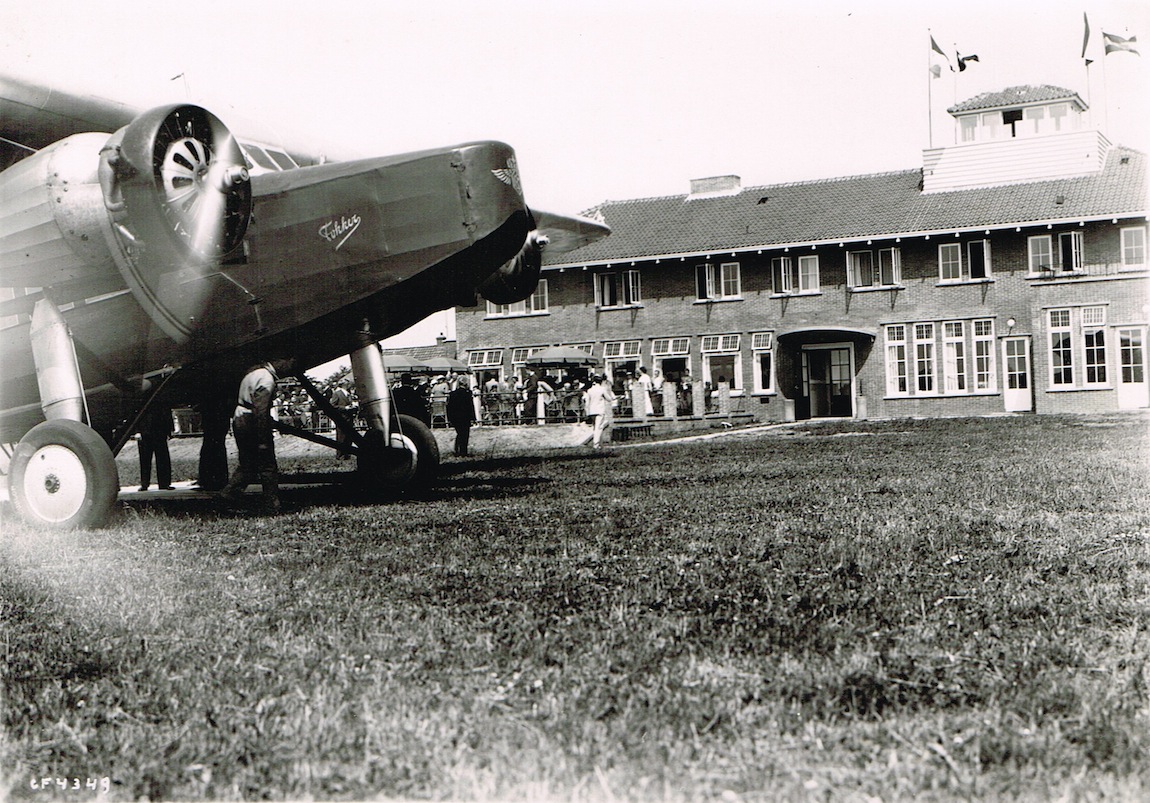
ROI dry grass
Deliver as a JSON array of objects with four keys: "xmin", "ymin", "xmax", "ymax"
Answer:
[{"xmin": 2, "ymin": 414, "xmax": 1149, "ymax": 801}]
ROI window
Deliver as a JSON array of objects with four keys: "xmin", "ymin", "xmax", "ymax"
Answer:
[
  {"xmin": 751, "ymin": 332, "xmax": 775, "ymax": 393},
  {"xmin": 973, "ymin": 319, "xmax": 996, "ymax": 391},
  {"xmin": 1029, "ymin": 235, "xmax": 1053, "ymax": 274},
  {"xmin": 772, "ymin": 256, "xmax": 819, "ymax": 294},
  {"xmin": 486, "ymin": 280, "xmax": 549, "ymax": 317},
  {"xmin": 701, "ymin": 334, "xmax": 742, "ymax": 391},
  {"xmin": 1049, "ymin": 309, "xmax": 1073, "ymax": 385},
  {"xmin": 848, "ymin": 248, "xmax": 900, "ymax": 288},
  {"xmin": 943, "ymin": 322, "xmax": 967, "ymax": 392},
  {"xmin": 1083, "ymin": 306, "xmax": 1107, "ymax": 386},
  {"xmin": 885, "ymin": 325, "xmax": 908, "ymax": 395},
  {"xmin": 603, "ymin": 341, "xmax": 641, "ymax": 359},
  {"xmin": 511, "ymin": 346, "xmax": 547, "ymax": 365},
  {"xmin": 888, "ymin": 319, "xmax": 998, "ymax": 397},
  {"xmin": 1084, "ymin": 329, "xmax": 1107, "ymax": 385},
  {"xmin": 968, "ymin": 240, "xmax": 990, "ymax": 279},
  {"xmin": 696, "ymin": 262, "xmax": 740, "ymax": 301},
  {"xmin": 1119, "ymin": 329, "xmax": 1145, "ymax": 384},
  {"xmin": 914, "ymin": 323, "xmax": 935, "ymax": 393},
  {"xmin": 848, "ymin": 251, "xmax": 873, "ymax": 287},
  {"xmin": 939, "ymin": 243, "xmax": 962, "ymax": 282},
  {"xmin": 561, "ymin": 342, "xmax": 594, "ymax": 354},
  {"xmin": 1058, "ymin": 231, "xmax": 1083, "ymax": 273},
  {"xmin": 1121, "ymin": 226, "xmax": 1147, "ymax": 269},
  {"xmin": 594, "ymin": 270, "xmax": 641, "ymax": 308},
  {"xmin": 651, "ymin": 337, "xmax": 690, "ymax": 357},
  {"xmin": 939, "ymin": 241, "xmax": 991, "ymax": 283},
  {"xmin": 468, "ymin": 349, "xmax": 504, "ymax": 369}
]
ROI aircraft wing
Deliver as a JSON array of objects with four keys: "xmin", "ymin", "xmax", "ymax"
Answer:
[{"xmin": 533, "ymin": 209, "xmax": 610, "ymax": 254}]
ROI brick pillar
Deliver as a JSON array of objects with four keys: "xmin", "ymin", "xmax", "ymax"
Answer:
[
  {"xmin": 663, "ymin": 383, "xmax": 678, "ymax": 419},
  {"xmin": 692, "ymin": 382, "xmax": 706, "ymax": 417},
  {"xmin": 630, "ymin": 385, "xmax": 647, "ymax": 420},
  {"xmin": 717, "ymin": 382, "xmax": 731, "ymax": 416}
]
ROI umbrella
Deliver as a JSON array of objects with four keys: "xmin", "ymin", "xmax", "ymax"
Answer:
[
  {"xmin": 423, "ymin": 356, "xmax": 471, "ymax": 373},
  {"xmin": 523, "ymin": 346, "xmax": 600, "ymax": 367},
  {"xmin": 382, "ymin": 353, "xmax": 431, "ymax": 373}
]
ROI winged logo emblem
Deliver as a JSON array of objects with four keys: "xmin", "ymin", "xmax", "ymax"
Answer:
[{"xmin": 492, "ymin": 157, "xmax": 522, "ymax": 196}]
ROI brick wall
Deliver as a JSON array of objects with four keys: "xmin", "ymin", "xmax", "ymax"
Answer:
[{"xmin": 457, "ymin": 219, "xmax": 1148, "ymax": 420}]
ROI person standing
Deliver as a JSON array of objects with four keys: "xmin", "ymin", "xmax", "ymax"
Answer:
[
  {"xmin": 220, "ymin": 357, "xmax": 294, "ymax": 513},
  {"xmin": 329, "ymin": 379, "xmax": 355, "ymax": 459},
  {"xmin": 585, "ymin": 374, "xmax": 617, "ymax": 449},
  {"xmin": 446, "ymin": 378, "xmax": 476, "ymax": 457},
  {"xmin": 522, "ymin": 367, "xmax": 540, "ymax": 424},
  {"xmin": 137, "ymin": 403, "xmax": 174, "ymax": 491},
  {"xmin": 636, "ymin": 366, "xmax": 655, "ymax": 416}
]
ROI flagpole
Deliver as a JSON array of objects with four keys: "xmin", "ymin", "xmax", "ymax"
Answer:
[{"xmin": 927, "ymin": 30, "xmax": 934, "ymax": 148}]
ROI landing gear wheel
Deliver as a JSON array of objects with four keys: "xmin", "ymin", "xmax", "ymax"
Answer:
[
  {"xmin": 9, "ymin": 420, "xmax": 120, "ymax": 529},
  {"xmin": 356, "ymin": 414, "xmax": 440, "ymax": 494},
  {"xmin": 394, "ymin": 414, "xmax": 439, "ymax": 488}
]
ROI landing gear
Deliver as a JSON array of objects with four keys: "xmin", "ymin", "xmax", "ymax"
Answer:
[
  {"xmin": 9, "ymin": 419, "xmax": 120, "ymax": 529},
  {"xmin": 355, "ymin": 413, "xmax": 439, "ymax": 493}
]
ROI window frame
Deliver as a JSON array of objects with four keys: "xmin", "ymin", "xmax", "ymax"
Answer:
[
  {"xmin": 1049, "ymin": 308, "xmax": 1074, "ymax": 386},
  {"xmin": 1121, "ymin": 226, "xmax": 1147, "ymax": 270},
  {"xmin": 700, "ymin": 334, "xmax": 743, "ymax": 392},
  {"xmin": 1028, "ymin": 235, "xmax": 1054, "ymax": 275},
  {"xmin": 942, "ymin": 321, "xmax": 968, "ymax": 393},
  {"xmin": 594, "ymin": 269, "xmax": 642, "ymax": 309},
  {"xmin": 885, "ymin": 325, "xmax": 909, "ymax": 396},
  {"xmin": 913, "ymin": 322, "xmax": 936, "ymax": 394},
  {"xmin": 467, "ymin": 349, "xmax": 504, "ymax": 369},
  {"xmin": 486, "ymin": 279, "xmax": 549, "ymax": 317},
  {"xmin": 1057, "ymin": 231, "xmax": 1084, "ymax": 274},
  {"xmin": 939, "ymin": 243, "xmax": 962, "ymax": 282},
  {"xmin": 751, "ymin": 331, "xmax": 775, "ymax": 394},
  {"xmin": 695, "ymin": 262, "xmax": 742, "ymax": 302},
  {"xmin": 848, "ymin": 247, "xmax": 901, "ymax": 290}
]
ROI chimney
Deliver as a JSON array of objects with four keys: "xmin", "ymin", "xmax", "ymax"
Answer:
[{"xmin": 688, "ymin": 175, "xmax": 742, "ymax": 199}]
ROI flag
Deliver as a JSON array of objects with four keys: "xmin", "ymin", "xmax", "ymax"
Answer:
[
  {"xmin": 930, "ymin": 34, "xmax": 953, "ymax": 75},
  {"xmin": 1081, "ymin": 13, "xmax": 1091, "ymax": 60},
  {"xmin": 957, "ymin": 53, "xmax": 980, "ymax": 71},
  {"xmin": 1103, "ymin": 31, "xmax": 1140, "ymax": 55}
]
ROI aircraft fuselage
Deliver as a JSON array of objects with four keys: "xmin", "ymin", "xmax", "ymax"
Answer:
[{"xmin": 0, "ymin": 140, "xmax": 532, "ymax": 443}]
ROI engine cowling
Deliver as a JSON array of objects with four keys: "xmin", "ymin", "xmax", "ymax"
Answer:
[
  {"xmin": 477, "ymin": 230, "xmax": 546, "ymax": 305},
  {"xmin": 0, "ymin": 104, "xmax": 251, "ymax": 342}
]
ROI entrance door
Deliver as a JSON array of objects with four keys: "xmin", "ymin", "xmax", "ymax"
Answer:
[
  {"xmin": 801, "ymin": 345, "xmax": 853, "ymax": 418},
  {"xmin": 1002, "ymin": 337, "xmax": 1032, "ymax": 412},
  {"xmin": 1117, "ymin": 327, "xmax": 1149, "ymax": 409}
]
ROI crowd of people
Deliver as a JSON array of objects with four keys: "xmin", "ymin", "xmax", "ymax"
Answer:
[{"xmin": 153, "ymin": 360, "xmax": 721, "ymax": 515}]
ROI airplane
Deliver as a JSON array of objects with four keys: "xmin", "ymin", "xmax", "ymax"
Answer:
[{"xmin": 0, "ymin": 72, "xmax": 610, "ymax": 529}]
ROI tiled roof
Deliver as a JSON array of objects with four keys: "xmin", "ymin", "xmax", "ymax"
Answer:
[
  {"xmin": 948, "ymin": 85, "xmax": 1083, "ymax": 114},
  {"xmin": 546, "ymin": 146, "xmax": 1146, "ymax": 266}
]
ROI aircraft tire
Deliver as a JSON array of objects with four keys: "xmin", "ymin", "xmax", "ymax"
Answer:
[
  {"xmin": 394, "ymin": 414, "xmax": 440, "ymax": 488},
  {"xmin": 356, "ymin": 414, "xmax": 440, "ymax": 493},
  {"xmin": 9, "ymin": 420, "xmax": 120, "ymax": 529}
]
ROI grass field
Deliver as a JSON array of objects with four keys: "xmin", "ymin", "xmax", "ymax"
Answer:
[{"xmin": 2, "ymin": 414, "xmax": 1148, "ymax": 801}]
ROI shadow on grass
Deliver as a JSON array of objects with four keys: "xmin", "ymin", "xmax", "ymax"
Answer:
[{"xmin": 121, "ymin": 449, "xmax": 617, "ymax": 520}]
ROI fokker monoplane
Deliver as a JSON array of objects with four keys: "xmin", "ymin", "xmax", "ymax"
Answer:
[{"xmin": 0, "ymin": 72, "xmax": 609, "ymax": 528}]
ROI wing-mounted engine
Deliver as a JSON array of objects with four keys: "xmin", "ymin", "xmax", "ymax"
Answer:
[
  {"xmin": 477, "ymin": 230, "xmax": 546, "ymax": 305},
  {"xmin": 0, "ymin": 104, "xmax": 250, "ymax": 342}
]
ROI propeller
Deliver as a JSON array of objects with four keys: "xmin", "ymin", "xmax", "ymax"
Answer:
[{"xmin": 100, "ymin": 104, "xmax": 253, "ymax": 341}]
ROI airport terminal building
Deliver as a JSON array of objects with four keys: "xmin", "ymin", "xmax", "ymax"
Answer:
[{"xmin": 455, "ymin": 85, "xmax": 1148, "ymax": 421}]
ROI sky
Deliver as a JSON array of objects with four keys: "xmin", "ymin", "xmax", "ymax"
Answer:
[{"xmin": 2, "ymin": 0, "xmax": 1145, "ymax": 350}]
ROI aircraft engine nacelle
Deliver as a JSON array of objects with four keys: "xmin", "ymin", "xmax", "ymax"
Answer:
[
  {"xmin": 0, "ymin": 104, "xmax": 251, "ymax": 342},
  {"xmin": 477, "ymin": 230, "xmax": 547, "ymax": 305}
]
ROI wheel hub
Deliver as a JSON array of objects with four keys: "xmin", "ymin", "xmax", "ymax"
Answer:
[{"xmin": 22, "ymin": 444, "xmax": 89, "ymax": 523}]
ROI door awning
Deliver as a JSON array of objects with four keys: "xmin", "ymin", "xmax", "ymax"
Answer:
[{"xmin": 776, "ymin": 326, "xmax": 877, "ymax": 345}]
